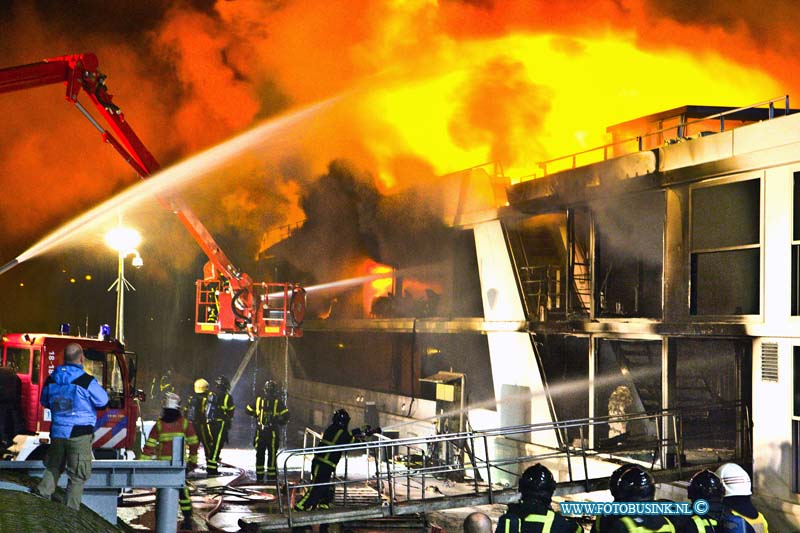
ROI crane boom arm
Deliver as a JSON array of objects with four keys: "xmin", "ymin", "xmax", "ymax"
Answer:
[
  {"xmin": 0, "ymin": 53, "xmax": 305, "ymax": 338},
  {"xmin": 0, "ymin": 53, "xmax": 244, "ymax": 285}
]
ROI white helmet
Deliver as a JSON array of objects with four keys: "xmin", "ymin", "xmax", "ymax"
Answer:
[
  {"xmin": 163, "ymin": 392, "xmax": 181, "ymax": 410},
  {"xmin": 715, "ymin": 463, "xmax": 751, "ymax": 496}
]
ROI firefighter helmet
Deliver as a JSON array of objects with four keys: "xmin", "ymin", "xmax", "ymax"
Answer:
[
  {"xmin": 162, "ymin": 392, "xmax": 181, "ymax": 410},
  {"xmin": 609, "ymin": 463, "xmax": 636, "ymax": 500},
  {"xmin": 214, "ymin": 375, "xmax": 230, "ymax": 392},
  {"xmin": 715, "ymin": 463, "xmax": 752, "ymax": 497},
  {"xmin": 518, "ymin": 464, "xmax": 556, "ymax": 500},
  {"xmin": 688, "ymin": 469, "xmax": 725, "ymax": 502},
  {"xmin": 263, "ymin": 380, "xmax": 277, "ymax": 397},
  {"xmin": 617, "ymin": 467, "xmax": 655, "ymax": 502},
  {"xmin": 194, "ymin": 378, "xmax": 209, "ymax": 394},
  {"xmin": 332, "ymin": 408, "xmax": 350, "ymax": 427}
]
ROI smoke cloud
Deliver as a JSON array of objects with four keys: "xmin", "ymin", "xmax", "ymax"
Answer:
[{"xmin": 1, "ymin": 0, "xmax": 799, "ymax": 275}]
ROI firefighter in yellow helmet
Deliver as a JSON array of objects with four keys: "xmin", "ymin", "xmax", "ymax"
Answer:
[
  {"xmin": 245, "ymin": 380, "xmax": 289, "ymax": 483},
  {"xmin": 142, "ymin": 392, "xmax": 199, "ymax": 529},
  {"xmin": 185, "ymin": 378, "xmax": 211, "ymax": 464}
]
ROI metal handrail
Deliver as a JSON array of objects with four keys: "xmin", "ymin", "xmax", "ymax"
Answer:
[
  {"xmin": 537, "ymin": 95, "xmax": 791, "ymax": 176},
  {"xmin": 279, "ymin": 409, "xmax": 693, "ymax": 526},
  {"xmin": 271, "ymin": 401, "xmax": 750, "ymax": 527}
]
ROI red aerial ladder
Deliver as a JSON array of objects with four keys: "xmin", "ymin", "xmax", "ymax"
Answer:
[{"xmin": 0, "ymin": 53, "xmax": 305, "ymax": 338}]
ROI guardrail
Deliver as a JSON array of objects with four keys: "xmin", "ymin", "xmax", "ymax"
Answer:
[
  {"xmin": 536, "ymin": 95, "xmax": 791, "ymax": 177},
  {"xmin": 271, "ymin": 407, "xmax": 744, "ymax": 527},
  {"xmin": 0, "ymin": 436, "xmax": 188, "ymax": 533}
]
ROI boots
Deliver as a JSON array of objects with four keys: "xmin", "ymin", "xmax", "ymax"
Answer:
[{"xmin": 181, "ymin": 510, "xmax": 193, "ymax": 530}]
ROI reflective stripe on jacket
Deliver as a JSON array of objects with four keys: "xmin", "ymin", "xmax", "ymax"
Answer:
[
  {"xmin": 315, "ymin": 425, "xmax": 355, "ymax": 468},
  {"xmin": 690, "ymin": 515, "xmax": 718, "ymax": 533},
  {"xmin": 40, "ymin": 363, "xmax": 109, "ymax": 439},
  {"xmin": 246, "ymin": 396, "xmax": 288, "ymax": 429},
  {"xmin": 618, "ymin": 516, "xmax": 675, "ymax": 533},
  {"xmin": 143, "ymin": 416, "xmax": 199, "ymax": 463},
  {"xmin": 728, "ymin": 509, "xmax": 768, "ymax": 533}
]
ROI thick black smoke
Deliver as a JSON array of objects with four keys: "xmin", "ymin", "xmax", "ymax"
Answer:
[{"xmin": 269, "ymin": 160, "xmax": 455, "ymax": 283}]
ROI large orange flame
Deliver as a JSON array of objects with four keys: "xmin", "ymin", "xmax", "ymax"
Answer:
[{"xmin": 0, "ymin": 0, "xmax": 797, "ymax": 265}]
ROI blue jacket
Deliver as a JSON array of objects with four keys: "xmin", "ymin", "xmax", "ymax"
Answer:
[{"xmin": 40, "ymin": 363, "xmax": 109, "ymax": 439}]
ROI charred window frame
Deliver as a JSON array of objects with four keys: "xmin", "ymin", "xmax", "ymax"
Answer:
[
  {"xmin": 593, "ymin": 338, "xmax": 663, "ymax": 449},
  {"xmin": 690, "ymin": 177, "xmax": 761, "ymax": 316},
  {"xmin": 505, "ymin": 213, "xmax": 569, "ymax": 320},
  {"xmin": 593, "ymin": 191, "xmax": 665, "ymax": 319},
  {"xmin": 668, "ymin": 338, "xmax": 743, "ymax": 464},
  {"xmin": 537, "ymin": 335, "xmax": 590, "ymax": 445},
  {"xmin": 567, "ymin": 208, "xmax": 592, "ymax": 318},
  {"xmin": 792, "ymin": 172, "xmax": 800, "ymax": 315}
]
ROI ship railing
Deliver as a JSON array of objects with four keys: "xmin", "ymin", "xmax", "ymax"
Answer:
[
  {"xmin": 276, "ymin": 409, "xmax": 724, "ymax": 527},
  {"xmin": 536, "ymin": 95, "xmax": 791, "ymax": 177}
]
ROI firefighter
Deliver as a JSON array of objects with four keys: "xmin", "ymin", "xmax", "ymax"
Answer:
[
  {"xmin": 591, "ymin": 463, "xmax": 635, "ymax": 532},
  {"xmin": 672, "ymin": 469, "xmax": 724, "ymax": 533},
  {"xmin": 715, "ymin": 463, "xmax": 769, "ymax": 533},
  {"xmin": 294, "ymin": 408, "xmax": 360, "ymax": 511},
  {"xmin": 150, "ymin": 367, "xmax": 175, "ymax": 404},
  {"xmin": 205, "ymin": 375, "xmax": 235, "ymax": 476},
  {"xmin": 495, "ymin": 463, "xmax": 582, "ymax": 533},
  {"xmin": 607, "ymin": 467, "xmax": 675, "ymax": 533},
  {"xmin": 142, "ymin": 392, "xmax": 199, "ymax": 529},
  {"xmin": 246, "ymin": 379, "xmax": 289, "ymax": 483},
  {"xmin": 185, "ymin": 378, "xmax": 211, "ymax": 462}
]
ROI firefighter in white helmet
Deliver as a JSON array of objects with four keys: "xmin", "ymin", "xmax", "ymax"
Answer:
[
  {"xmin": 143, "ymin": 392, "xmax": 199, "ymax": 529},
  {"xmin": 715, "ymin": 463, "xmax": 769, "ymax": 533},
  {"xmin": 185, "ymin": 378, "xmax": 211, "ymax": 464}
]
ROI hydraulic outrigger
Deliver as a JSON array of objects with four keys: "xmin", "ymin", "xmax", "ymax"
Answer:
[{"xmin": 0, "ymin": 53, "xmax": 305, "ymax": 338}]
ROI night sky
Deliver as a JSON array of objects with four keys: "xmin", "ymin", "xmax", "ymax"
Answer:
[{"xmin": 3, "ymin": 0, "xmax": 800, "ymax": 414}]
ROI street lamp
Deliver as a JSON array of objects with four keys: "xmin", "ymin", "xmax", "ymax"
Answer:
[{"xmin": 105, "ymin": 225, "xmax": 142, "ymax": 344}]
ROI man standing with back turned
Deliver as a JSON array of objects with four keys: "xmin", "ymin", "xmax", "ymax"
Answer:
[{"xmin": 33, "ymin": 343, "xmax": 109, "ymax": 510}]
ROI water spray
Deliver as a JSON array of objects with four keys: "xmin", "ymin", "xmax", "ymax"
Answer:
[{"xmin": 0, "ymin": 96, "xmax": 339, "ymax": 277}]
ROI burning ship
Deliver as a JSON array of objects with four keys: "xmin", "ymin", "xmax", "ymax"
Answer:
[{"xmin": 268, "ymin": 96, "xmax": 800, "ymax": 528}]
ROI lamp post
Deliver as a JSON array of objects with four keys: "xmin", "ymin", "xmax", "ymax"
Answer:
[{"xmin": 105, "ymin": 225, "xmax": 142, "ymax": 345}]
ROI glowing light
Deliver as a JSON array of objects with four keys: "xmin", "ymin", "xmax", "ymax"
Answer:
[
  {"xmin": 104, "ymin": 226, "xmax": 141, "ymax": 253},
  {"xmin": 69, "ymin": 278, "xmax": 76, "ymax": 284},
  {"xmin": 18, "ymin": 282, "xmax": 24, "ymax": 287},
  {"xmin": 84, "ymin": 274, "xmax": 92, "ymax": 281}
]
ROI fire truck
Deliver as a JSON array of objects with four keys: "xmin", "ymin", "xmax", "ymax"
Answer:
[
  {"xmin": 0, "ymin": 53, "xmax": 306, "ymax": 456},
  {"xmin": 1, "ymin": 332, "xmax": 138, "ymax": 459}
]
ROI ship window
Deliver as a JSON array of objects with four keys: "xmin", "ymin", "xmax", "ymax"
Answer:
[
  {"xmin": 690, "ymin": 178, "xmax": 761, "ymax": 315},
  {"xmin": 793, "ymin": 346, "xmax": 800, "ymax": 493},
  {"xmin": 537, "ymin": 335, "xmax": 589, "ymax": 445},
  {"xmin": 669, "ymin": 338, "xmax": 742, "ymax": 464},
  {"xmin": 792, "ymin": 172, "xmax": 800, "ymax": 315},
  {"xmin": 594, "ymin": 191, "xmax": 664, "ymax": 319},
  {"xmin": 505, "ymin": 213, "xmax": 569, "ymax": 319}
]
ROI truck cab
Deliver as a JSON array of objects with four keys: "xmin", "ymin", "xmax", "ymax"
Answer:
[{"xmin": 1, "ymin": 333, "xmax": 140, "ymax": 458}]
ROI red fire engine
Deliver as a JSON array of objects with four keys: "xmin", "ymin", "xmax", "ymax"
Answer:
[
  {"xmin": 0, "ymin": 53, "xmax": 306, "ymax": 455},
  {"xmin": 1, "ymin": 333, "xmax": 138, "ymax": 458}
]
